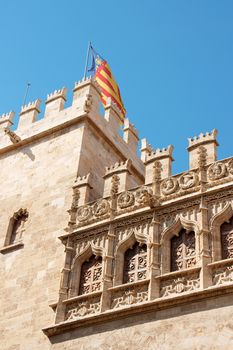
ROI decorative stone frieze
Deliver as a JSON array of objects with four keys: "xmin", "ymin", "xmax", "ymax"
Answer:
[
  {"xmin": 159, "ymin": 268, "xmax": 200, "ymax": 297},
  {"xmin": 111, "ymin": 281, "xmax": 149, "ymax": 309}
]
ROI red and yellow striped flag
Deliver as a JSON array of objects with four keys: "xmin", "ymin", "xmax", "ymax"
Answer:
[{"xmin": 88, "ymin": 46, "xmax": 126, "ymax": 123}]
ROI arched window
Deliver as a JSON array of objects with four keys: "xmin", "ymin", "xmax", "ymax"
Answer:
[
  {"xmin": 123, "ymin": 242, "xmax": 147, "ymax": 283},
  {"xmin": 220, "ymin": 216, "xmax": 233, "ymax": 259},
  {"xmin": 171, "ymin": 229, "xmax": 196, "ymax": 272},
  {"xmin": 79, "ymin": 255, "xmax": 102, "ymax": 295},
  {"xmin": 4, "ymin": 209, "xmax": 28, "ymax": 247}
]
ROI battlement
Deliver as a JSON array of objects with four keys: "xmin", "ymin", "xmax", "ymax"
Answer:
[
  {"xmin": 147, "ymin": 145, "xmax": 174, "ymax": 162},
  {"xmin": 105, "ymin": 159, "xmax": 132, "ymax": 177},
  {"xmin": 188, "ymin": 129, "xmax": 218, "ymax": 149},
  {"xmin": 0, "ymin": 111, "xmax": 14, "ymax": 126},
  {"xmin": 187, "ymin": 129, "xmax": 218, "ymax": 169},
  {"xmin": 46, "ymin": 88, "xmax": 67, "ymax": 103},
  {"xmin": 20, "ymin": 99, "xmax": 41, "ymax": 115}
]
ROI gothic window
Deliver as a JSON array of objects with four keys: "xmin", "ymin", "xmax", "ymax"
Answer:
[
  {"xmin": 4, "ymin": 209, "xmax": 29, "ymax": 247},
  {"xmin": 220, "ymin": 216, "xmax": 233, "ymax": 259},
  {"xmin": 123, "ymin": 242, "xmax": 147, "ymax": 283},
  {"xmin": 79, "ymin": 255, "xmax": 102, "ymax": 295},
  {"xmin": 171, "ymin": 229, "xmax": 196, "ymax": 272}
]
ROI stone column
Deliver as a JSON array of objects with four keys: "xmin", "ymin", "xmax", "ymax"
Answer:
[
  {"xmin": 198, "ymin": 197, "xmax": 212, "ymax": 289},
  {"xmin": 55, "ymin": 236, "xmax": 75, "ymax": 323},
  {"xmin": 148, "ymin": 215, "xmax": 161, "ymax": 300},
  {"xmin": 100, "ymin": 225, "xmax": 115, "ymax": 312}
]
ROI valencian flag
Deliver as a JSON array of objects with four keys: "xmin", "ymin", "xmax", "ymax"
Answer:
[{"xmin": 87, "ymin": 45, "xmax": 126, "ymax": 123}]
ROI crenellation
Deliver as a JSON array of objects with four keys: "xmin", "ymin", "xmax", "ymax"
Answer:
[
  {"xmin": 46, "ymin": 88, "xmax": 67, "ymax": 103},
  {"xmin": 18, "ymin": 99, "xmax": 41, "ymax": 129},
  {"xmin": 144, "ymin": 144, "xmax": 174, "ymax": 183},
  {"xmin": 104, "ymin": 97, "xmax": 122, "ymax": 132},
  {"xmin": 0, "ymin": 111, "xmax": 14, "ymax": 127},
  {"xmin": 141, "ymin": 138, "xmax": 152, "ymax": 162},
  {"xmin": 45, "ymin": 88, "xmax": 67, "ymax": 118},
  {"xmin": 188, "ymin": 129, "xmax": 218, "ymax": 148},
  {"xmin": 72, "ymin": 174, "xmax": 94, "ymax": 206},
  {"xmin": 187, "ymin": 129, "xmax": 218, "ymax": 169},
  {"xmin": 123, "ymin": 118, "xmax": 139, "ymax": 154},
  {"xmin": 103, "ymin": 159, "xmax": 132, "ymax": 197},
  {"xmin": 72, "ymin": 77, "xmax": 101, "ymax": 116}
]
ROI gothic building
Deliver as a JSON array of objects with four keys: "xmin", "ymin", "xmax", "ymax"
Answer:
[{"xmin": 0, "ymin": 78, "xmax": 233, "ymax": 349}]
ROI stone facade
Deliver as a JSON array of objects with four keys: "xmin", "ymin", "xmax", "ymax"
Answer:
[{"xmin": 1, "ymin": 77, "xmax": 233, "ymax": 349}]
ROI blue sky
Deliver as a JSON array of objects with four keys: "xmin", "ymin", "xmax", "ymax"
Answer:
[{"xmin": 1, "ymin": 0, "xmax": 232, "ymax": 173}]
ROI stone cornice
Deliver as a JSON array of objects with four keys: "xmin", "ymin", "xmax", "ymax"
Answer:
[{"xmin": 42, "ymin": 283, "xmax": 233, "ymax": 337}]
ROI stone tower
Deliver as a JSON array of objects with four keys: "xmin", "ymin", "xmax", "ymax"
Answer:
[{"xmin": 1, "ymin": 78, "xmax": 233, "ymax": 350}]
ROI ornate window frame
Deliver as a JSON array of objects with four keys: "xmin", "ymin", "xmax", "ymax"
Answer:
[
  {"xmin": 160, "ymin": 215, "xmax": 200, "ymax": 274},
  {"xmin": 68, "ymin": 243, "xmax": 104, "ymax": 298},
  {"xmin": 0, "ymin": 208, "xmax": 28, "ymax": 254},
  {"xmin": 210, "ymin": 202, "xmax": 233, "ymax": 261},
  {"xmin": 113, "ymin": 228, "xmax": 148, "ymax": 286}
]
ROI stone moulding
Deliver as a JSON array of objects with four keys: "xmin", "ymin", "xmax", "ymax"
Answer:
[
  {"xmin": 64, "ymin": 291, "xmax": 102, "ymax": 321},
  {"xmin": 208, "ymin": 258, "xmax": 233, "ymax": 286},
  {"xmin": 110, "ymin": 279, "xmax": 149, "ymax": 309},
  {"xmin": 157, "ymin": 267, "xmax": 201, "ymax": 297},
  {"xmin": 42, "ymin": 283, "xmax": 233, "ymax": 337}
]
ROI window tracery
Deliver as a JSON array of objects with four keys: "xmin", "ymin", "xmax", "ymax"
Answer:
[
  {"xmin": 171, "ymin": 229, "xmax": 196, "ymax": 271},
  {"xmin": 123, "ymin": 242, "xmax": 147, "ymax": 283},
  {"xmin": 79, "ymin": 255, "xmax": 102, "ymax": 295},
  {"xmin": 220, "ymin": 216, "xmax": 233, "ymax": 259}
]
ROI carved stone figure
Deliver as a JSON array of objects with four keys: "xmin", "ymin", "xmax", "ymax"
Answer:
[
  {"xmin": 179, "ymin": 172, "xmax": 199, "ymax": 190},
  {"xmin": 208, "ymin": 162, "xmax": 227, "ymax": 181},
  {"xmin": 83, "ymin": 94, "xmax": 92, "ymax": 113},
  {"xmin": 93, "ymin": 199, "xmax": 110, "ymax": 217},
  {"xmin": 117, "ymin": 191, "xmax": 135, "ymax": 209},
  {"xmin": 77, "ymin": 205, "xmax": 92, "ymax": 222},
  {"xmin": 161, "ymin": 177, "xmax": 179, "ymax": 195},
  {"xmin": 135, "ymin": 186, "xmax": 153, "ymax": 205}
]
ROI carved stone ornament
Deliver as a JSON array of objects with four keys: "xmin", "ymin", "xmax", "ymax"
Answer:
[
  {"xmin": 117, "ymin": 191, "xmax": 135, "ymax": 209},
  {"xmin": 93, "ymin": 199, "xmax": 110, "ymax": 217},
  {"xmin": 179, "ymin": 172, "xmax": 199, "ymax": 190},
  {"xmin": 161, "ymin": 177, "xmax": 179, "ymax": 195},
  {"xmin": 111, "ymin": 285, "xmax": 148, "ymax": 309},
  {"xmin": 66, "ymin": 299, "xmax": 100, "ymax": 320},
  {"xmin": 213, "ymin": 265, "xmax": 233, "ymax": 286},
  {"xmin": 135, "ymin": 186, "xmax": 153, "ymax": 205},
  {"xmin": 77, "ymin": 205, "xmax": 92, "ymax": 222},
  {"xmin": 207, "ymin": 162, "xmax": 227, "ymax": 181},
  {"xmin": 160, "ymin": 273, "xmax": 200, "ymax": 297},
  {"xmin": 83, "ymin": 94, "xmax": 92, "ymax": 113},
  {"xmin": 197, "ymin": 146, "xmax": 207, "ymax": 168},
  {"xmin": 110, "ymin": 174, "xmax": 120, "ymax": 196},
  {"xmin": 227, "ymin": 159, "xmax": 233, "ymax": 175}
]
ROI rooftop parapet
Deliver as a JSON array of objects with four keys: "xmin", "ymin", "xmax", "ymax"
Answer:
[
  {"xmin": 72, "ymin": 77, "xmax": 101, "ymax": 116},
  {"xmin": 18, "ymin": 99, "xmax": 41, "ymax": 129},
  {"xmin": 72, "ymin": 173, "xmax": 94, "ymax": 206},
  {"xmin": 104, "ymin": 98, "xmax": 122, "ymax": 133},
  {"xmin": 123, "ymin": 119, "xmax": 139, "ymax": 154},
  {"xmin": 187, "ymin": 129, "xmax": 218, "ymax": 169},
  {"xmin": 141, "ymin": 138, "xmax": 152, "ymax": 162},
  {"xmin": 45, "ymin": 87, "xmax": 67, "ymax": 117},
  {"xmin": 103, "ymin": 159, "xmax": 132, "ymax": 197},
  {"xmin": 0, "ymin": 111, "xmax": 14, "ymax": 128},
  {"xmin": 143, "ymin": 144, "xmax": 174, "ymax": 183}
]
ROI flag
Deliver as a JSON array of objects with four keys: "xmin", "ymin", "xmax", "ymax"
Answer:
[{"xmin": 88, "ymin": 45, "xmax": 126, "ymax": 123}]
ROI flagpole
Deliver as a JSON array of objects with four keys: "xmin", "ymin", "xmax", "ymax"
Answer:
[
  {"xmin": 23, "ymin": 82, "xmax": 31, "ymax": 106},
  {"xmin": 84, "ymin": 41, "xmax": 91, "ymax": 79}
]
